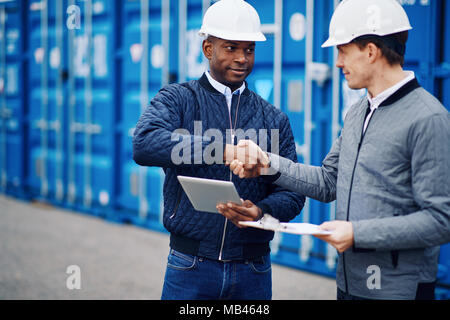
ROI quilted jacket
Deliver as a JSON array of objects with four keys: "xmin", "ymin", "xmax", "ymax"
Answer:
[{"xmin": 133, "ymin": 73, "xmax": 305, "ymax": 261}]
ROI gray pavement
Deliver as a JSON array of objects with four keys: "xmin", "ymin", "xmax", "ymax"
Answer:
[{"xmin": 0, "ymin": 194, "xmax": 336, "ymax": 300}]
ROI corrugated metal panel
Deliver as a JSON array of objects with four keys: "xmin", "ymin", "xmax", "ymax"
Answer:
[
  {"xmin": 1, "ymin": 0, "xmax": 449, "ymax": 299},
  {"xmin": 28, "ymin": 0, "xmax": 65, "ymax": 202},
  {"xmin": 180, "ymin": 0, "xmax": 208, "ymax": 82},
  {"xmin": 27, "ymin": 0, "xmax": 119, "ymax": 214},
  {"xmin": 116, "ymin": 0, "xmax": 174, "ymax": 230},
  {"xmin": 402, "ymin": 1, "xmax": 441, "ymax": 93},
  {"xmin": 67, "ymin": 0, "xmax": 117, "ymax": 213},
  {"xmin": 0, "ymin": 1, "xmax": 27, "ymax": 198},
  {"xmin": 437, "ymin": 244, "xmax": 450, "ymax": 299},
  {"xmin": 441, "ymin": 0, "xmax": 450, "ymax": 110}
]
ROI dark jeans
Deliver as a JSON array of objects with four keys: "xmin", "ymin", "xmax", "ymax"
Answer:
[
  {"xmin": 161, "ymin": 249, "xmax": 272, "ymax": 300},
  {"xmin": 337, "ymin": 282, "xmax": 436, "ymax": 300}
]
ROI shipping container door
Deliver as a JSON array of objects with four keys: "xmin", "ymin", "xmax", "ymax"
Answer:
[
  {"xmin": 117, "ymin": 0, "xmax": 174, "ymax": 231},
  {"xmin": 402, "ymin": 1, "xmax": 440, "ymax": 92},
  {"xmin": 27, "ymin": 0, "xmax": 67, "ymax": 204},
  {"xmin": 64, "ymin": 0, "xmax": 117, "ymax": 214},
  {"xmin": 178, "ymin": 0, "xmax": 208, "ymax": 83},
  {"xmin": 0, "ymin": 1, "xmax": 26, "ymax": 198}
]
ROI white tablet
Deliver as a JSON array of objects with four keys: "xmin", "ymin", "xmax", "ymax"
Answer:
[{"xmin": 177, "ymin": 175, "xmax": 242, "ymax": 213}]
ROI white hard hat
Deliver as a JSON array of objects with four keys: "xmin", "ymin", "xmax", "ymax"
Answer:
[
  {"xmin": 322, "ymin": 0, "xmax": 412, "ymax": 48},
  {"xmin": 198, "ymin": 0, "xmax": 266, "ymax": 42}
]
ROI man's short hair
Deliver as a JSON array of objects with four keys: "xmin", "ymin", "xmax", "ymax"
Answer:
[{"xmin": 352, "ymin": 31, "xmax": 409, "ymax": 67}]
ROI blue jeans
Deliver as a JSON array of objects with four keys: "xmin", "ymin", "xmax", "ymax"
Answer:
[{"xmin": 161, "ymin": 249, "xmax": 272, "ymax": 300}]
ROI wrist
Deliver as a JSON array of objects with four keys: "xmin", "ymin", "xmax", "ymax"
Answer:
[{"xmin": 255, "ymin": 206, "xmax": 263, "ymax": 221}]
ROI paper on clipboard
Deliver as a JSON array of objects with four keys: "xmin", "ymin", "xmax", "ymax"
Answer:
[{"xmin": 239, "ymin": 214, "xmax": 332, "ymax": 236}]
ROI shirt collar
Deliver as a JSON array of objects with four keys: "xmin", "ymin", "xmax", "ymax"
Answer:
[
  {"xmin": 205, "ymin": 71, "xmax": 246, "ymax": 97},
  {"xmin": 367, "ymin": 71, "xmax": 415, "ymax": 110}
]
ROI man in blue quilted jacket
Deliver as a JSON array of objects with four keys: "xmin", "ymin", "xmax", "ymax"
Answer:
[{"xmin": 132, "ymin": 0, "xmax": 304, "ymax": 300}]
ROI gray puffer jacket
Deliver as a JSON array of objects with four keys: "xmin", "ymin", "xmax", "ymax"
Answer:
[{"xmin": 269, "ymin": 78, "xmax": 450, "ymax": 299}]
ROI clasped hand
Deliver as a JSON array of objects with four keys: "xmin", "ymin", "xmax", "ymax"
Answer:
[
  {"xmin": 223, "ymin": 140, "xmax": 355, "ymax": 252},
  {"xmin": 224, "ymin": 140, "xmax": 270, "ymax": 178},
  {"xmin": 217, "ymin": 140, "xmax": 269, "ymax": 227}
]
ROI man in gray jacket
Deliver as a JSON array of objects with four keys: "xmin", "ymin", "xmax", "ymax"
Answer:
[{"xmin": 220, "ymin": 0, "xmax": 450, "ymax": 300}]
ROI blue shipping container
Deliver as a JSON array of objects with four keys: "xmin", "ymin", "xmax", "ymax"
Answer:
[
  {"xmin": 1, "ymin": 0, "xmax": 449, "ymax": 298},
  {"xmin": 0, "ymin": 0, "xmax": 27, "ymax": 199}
]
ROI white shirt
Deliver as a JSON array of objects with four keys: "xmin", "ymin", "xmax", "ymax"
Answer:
[
  {"xmin": 205, "ymin": 71, "xmax": 246, "ymax": 113},
  {"xmin": 363, "ymin": 71, "xmax": 415, "ymax": 133}
]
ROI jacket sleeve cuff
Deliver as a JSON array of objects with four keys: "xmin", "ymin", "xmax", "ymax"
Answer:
[
  {"xmin": 352, "ymin": 220, "xmax": 378, "ymax": 251},
  {"xmin": 352, "ymin": 220, "xmax": 368, "ymax": 248},
  {"xmin": 260, "ymin": 153, "xmax": 282, "ymax": 183},
  {"xmin": 262, "ymin": 171, "xmax": 281, "ymax": 183},
  {"xmin": 256, "ymin": 202, "xmax": 273, "ymax": 217}
]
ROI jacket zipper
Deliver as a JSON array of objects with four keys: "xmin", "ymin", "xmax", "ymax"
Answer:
[
  {"xmin": 218, "ymin": 93, "xmax": 241, "ymax": 260},
  {"xmin": 218, "ymin": 217, "xmax": 228, "ymax": 260},
  {"xmin": 342, "ymin": 107, "xmax": 377, "ymax": 293},
  {"xmin": 169, "ymin": 187, "xmax": 182, "ymax": 219}
]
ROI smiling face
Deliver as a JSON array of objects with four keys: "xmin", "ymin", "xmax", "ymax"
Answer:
[
  {"xmin": 336, "ymin": 42, "xmax": 372, "ymax": 90},
  {"xmin": 202, "ymin": 36, "xmax": 255, "ymax": 92}
]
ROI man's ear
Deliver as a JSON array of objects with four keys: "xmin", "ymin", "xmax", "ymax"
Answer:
[
  {"xmin": 202, "ymin": 39, "xmax": 213, "ymax": 60},
  {"xmin": 366, "ymin": 42, "xmax": 381, "ymax": 64}
]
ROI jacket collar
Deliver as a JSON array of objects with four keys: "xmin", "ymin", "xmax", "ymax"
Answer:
[
  {"xmin": 205, "ymin": 71, "xmax": 246, "ymax": 96},
  {"xmin": 198, "ymin": 73, "xmax": 251, "ymax": 96},
  {"xmin": 379, "ymin": 78, "xmax": 421, "ymax": 108}
]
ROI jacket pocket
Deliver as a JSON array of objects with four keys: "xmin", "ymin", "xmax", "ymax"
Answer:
[{"xmin": 169, "ymin": 187, "xmax": 182, "ymax": 219}]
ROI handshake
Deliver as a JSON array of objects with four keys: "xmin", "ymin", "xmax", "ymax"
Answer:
[{"xmin": 223, "ymin": 140, "xmax": 272, "ymax": 178}]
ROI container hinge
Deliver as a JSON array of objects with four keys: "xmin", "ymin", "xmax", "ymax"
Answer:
[
  {"xmin": 70, "ymin": 122, "xmax": 102, "ymax": 134},
  {"xmin": 307, "ymin": 62, "xmax": 331, "ymax": 87},
  {"xmin": 434, "ymin": 63, "xmax": 450, "ymax": 78}
]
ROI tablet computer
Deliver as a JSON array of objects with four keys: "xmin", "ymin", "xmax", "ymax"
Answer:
[{"xmin": 177, "ymin": 175, "xmax": 242, "ymax": 213}]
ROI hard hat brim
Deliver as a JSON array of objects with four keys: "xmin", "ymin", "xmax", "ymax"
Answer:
[
  {"xmin": 199, "ymin": 28, "xmax": 266, "ymax": 42},
  {"xmin": 321, "ymin": 37, "xmax": 346, "ymax": 48}
]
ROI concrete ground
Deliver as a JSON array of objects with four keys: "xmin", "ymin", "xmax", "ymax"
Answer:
[{"xmin": 0, "ymin": 194, "xmax": 336, "ymax": 300}]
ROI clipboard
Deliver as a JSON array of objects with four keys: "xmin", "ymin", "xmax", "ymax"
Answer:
[{"xmin": 239, "ymin": 214, "xmax": 332, "ymax": 235}]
